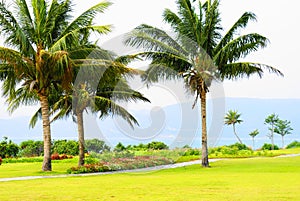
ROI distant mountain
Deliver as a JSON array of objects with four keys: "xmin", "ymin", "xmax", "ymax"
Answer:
[{"xmin": 1, "ymin": 98, "xmax": 299, "ymax": 149}]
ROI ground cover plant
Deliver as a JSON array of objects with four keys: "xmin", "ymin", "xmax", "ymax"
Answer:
[{"xmin": 0, "ymin": 156, "xmax": 299, "ymax": 200}]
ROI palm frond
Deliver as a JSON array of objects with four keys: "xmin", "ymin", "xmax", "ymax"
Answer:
[
  {"xmin": 214, "ymin": 33, "xmax": 269, "ymax": 66},
  {"xmin": 220, "ymin": 62, "xmax": 283, "ymax": 80},
  {"xmin": 59, "ymin": 1, "xmax": 112, "ymax": 39},
  {"xmin": 125, "ymin": 24, "xmax": 186, "ymax": 55},
  {"xmin": 0, "ymin": 2, "xmax": 35, "ymax": 55},
  {"xmin": 50, "ymin": 25, "xmax": 111, "ymax": 51},
  {"xmin": 214, "ymin": 12, "xmax": 257, "ymax": 54},
  {"xmin": 93, "ymin": 96, "xmax": 138, "ymax": 128}
]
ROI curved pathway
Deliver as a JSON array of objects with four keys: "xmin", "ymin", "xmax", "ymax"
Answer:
[
  {"xmin": 0, "ymin": 159, "xmax": 221, "ymax": 182},
  {"xmin": 1, "ymin": 153, "xmax": 300, "ymax": 182}
]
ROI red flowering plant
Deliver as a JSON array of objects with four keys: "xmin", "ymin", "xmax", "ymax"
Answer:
[{"xmin": 0, "ymin": 157, "xmax": 2, "ymax": 165}]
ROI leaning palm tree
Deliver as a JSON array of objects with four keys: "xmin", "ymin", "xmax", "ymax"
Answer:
[
  {"xmin": 0, "ymin": 0, "xmax": 112, "ymax": 171},
  {"xmin": 125, "ymin": 0, "xmax": 282, "ymax": 167},
  {"xmin": 224, "ymin": 110, "xmax": 243, "ymax": 144}
]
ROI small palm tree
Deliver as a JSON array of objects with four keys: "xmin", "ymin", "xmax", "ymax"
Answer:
[
  {"xmin": 30, "ymin": 51, "xmax": 150, "ymax": 166},
  {"xmin": 249, "ymin": 129, "xmax": 259, "ymax": 150},
  {"xmin": 264, "ymin": 113, "xmax": 279, "ymax": 150},
  {"xmin": 224, "ymin": 110, "xmax": 243, "ymax": 144},
  {"xmin": 274, "ymin": 120, "xmax": 293, "ymax": 149}
]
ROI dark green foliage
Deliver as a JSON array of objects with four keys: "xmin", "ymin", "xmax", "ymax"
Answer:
[
  {"xmin": 19, "ymin": 140, "xmax": 43, "ymax": 157},
  {"xmin": 131, "ymin": 143, "xmax": 148, "ymax": 151},
  {"xmin": 0, "ymin": 137, "xmax": 20, "ymax": 158},
  {"xmin": 286, "ymin": 141, "xmax": 300, "ymax": 149},
  {"xmin": 52, "ymin": 140, "xmax": 79, "ymax": 155},
  {"xmin": 228, "ymin": 143, "xmax": 250, "ymax": 150},
  {"xmin": 183, "ymin": 145, "xmax": 192, "ymax": 149},
  {"xmin": 85, "ymin": 138, "xmax": 110, "ymax": 153},
  {"xmin": 147, "ymin": 141, "xmax": 169, "ymax": 150},
  {"xmin": 261, "ymin": 143, "xmax": 279, "ymax": 150},
  {"xmin": 125, "ymin": 142, "xmax": 169, "ymax": 151},
  {"xmin": 114, "ymin": 142, "xmax": 126, "ymax": 152}
]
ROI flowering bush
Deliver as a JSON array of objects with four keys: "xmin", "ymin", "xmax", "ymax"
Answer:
[
  {"xmin": 67, "ymin": 156, "xmax": 173, "ymax": 174},
  {"xmin": 51, "ymin": 153, "xmax": 73, "ymax": 160},
  {"xmin": 0, "ymin": 157, "xmax": 2, "ymax": 165},
  {"xmin": 67, "ymin": 163, "xmax": 110, "ymax": 174}
]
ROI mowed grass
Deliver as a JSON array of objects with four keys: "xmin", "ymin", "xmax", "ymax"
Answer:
[
  {"xmin": 1, "ymin": 156, "xmax": 300, "ymax": 201},
  {"xmin": 0, "ymin": 158, "xmax": 78, "ymax": 178}
]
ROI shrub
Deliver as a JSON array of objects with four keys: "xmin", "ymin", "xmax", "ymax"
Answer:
[
  {"xmin": 52, "ymin": 140, "xmax": 79, "ymax": 155},
  {"xmin": 85, "ymin": 139, "xmax": 110, "ymax": 153},
  {"xmin": 183, "ymin": 148, "xmax": 200, "ymax": 156},
  {"xmin": 228, "ymin": 143, "xmax": 250, "ymax": 150},
  {"xmin": 286, "ymin": 141, "xmax": 300, "ymax": 149},
  {"xmin": 114, "ymin": 142, "xmax": 126, "ymax": 152},
  {"xmin": 0, "ymin": 157, "xmax": 2, "ymax": 165},
  {"xmin": 19, "ymin": 140, "xmax": 43, "ymax": 157},
  {"xmin": 261, "ymin": 143, "xmax": 279, "ymax": 150},
  {"xmin": 51, "ymin": 153, "xmax": 60, "ymax": 160},
  {"xmin": 147, "ymin": 141, "xmax": 169, "ymax": 150},
  {"xmin": 67, "ymin": 156, "xmax": 173, "ymax": 174},
  {"xmin": 67, "ymin": 163, "xmax": 110, "ymax": 174},
  {"xmin": 0, "ymin": 137, "xmax": 20, "ymax": 158},
  {"xmin": 51, "ymin": 153, "xmax": 73, "ymax": 160}
]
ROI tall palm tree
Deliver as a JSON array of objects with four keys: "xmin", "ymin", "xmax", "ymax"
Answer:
[
  {"xmin": 0, "ymin": 0, "xmax": 112, "ymax": 171},
  {"xmin": 224, "ymin": 110, "xmax": 243, "ymax": 144},
  {"xmin": 249, "ymin": 129, "xmax": 259, "ymax": 150},
  {"xmin": 125, "ymin": 0, "xmax": 282, "ymax": 167}
]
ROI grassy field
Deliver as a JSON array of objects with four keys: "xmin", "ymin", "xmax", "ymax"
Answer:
[{"xmin": 0, "ymin": 156, "xmax": 300, "ymax": 200}]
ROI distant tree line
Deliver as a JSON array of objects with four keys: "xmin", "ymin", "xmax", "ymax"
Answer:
[{"xmin": 225, "ymin": 111, "xmax": 293, "ymax": 149}]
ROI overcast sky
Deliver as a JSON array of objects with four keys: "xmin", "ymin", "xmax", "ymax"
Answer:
[
  {"xmin": 96, "ymin": 0, "xmax": 300, "ymax": 99},
  {"xmin": 1, "ymin": 0, "xmax": 300, "ymax": 119}
]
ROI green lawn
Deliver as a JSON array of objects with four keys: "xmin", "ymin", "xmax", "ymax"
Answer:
[{"xmin": 0, "ymin": 156, "xmax": 300, "ymax": 200}]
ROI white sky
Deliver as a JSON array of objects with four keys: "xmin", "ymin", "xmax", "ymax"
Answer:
[
  {"xmin": 1, "ymin": 0, "xmax": 300, "ymax": 119},
  {"xmin": 96, "ymin": 0, "xmax": 300, "ymax": 99}
]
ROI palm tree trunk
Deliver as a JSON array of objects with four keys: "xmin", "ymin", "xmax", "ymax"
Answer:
[
  {"xmin": 233, "ymin": 124, "xmax": 243, "ymax": 144},
  {"xmin": 252, "ymin": 137, "xmax": 255, "ymax": 150},
  {"xmin": 200, "ymin": 89, "xmax": 209, "ymax": 168},
  {"xmin": 40, "ymin": 94, "xmax": 52, "ymax": 171},
  {"xmin": 77, "ymin": 111, "xmax": 85, "ymax": 166},
  {"xmin": 282, "ymin": 135, "xmax": 284, "ymax": 149}
]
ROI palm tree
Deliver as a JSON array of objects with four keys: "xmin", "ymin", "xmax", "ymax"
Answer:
[
  {"xmin": 249, "ymin": 129, "xmax": 259, "ymax": 150},
  {"xmin": 264, "ymin": 113, "xmax": 279, "ymax": 150},
  {"xmin": 274, "ymin": 120, "xmax": 293, "ymax": 149},
  {"xmin": 224, "ymin": 110, "xmax": 243, "ymax": 144},
  {"xmin": 30, "ymin": 51, "xmax": 150, "ymax": 166},
  {"xmin": 0, "ymin": 0, "xmax": 112, "ymax": 171},
  {"xmin": 125, "ymin": 0, "xmax": 282, "ymax": 167}
]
